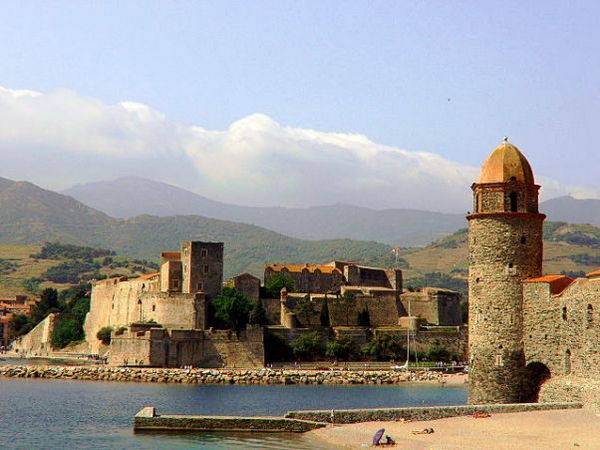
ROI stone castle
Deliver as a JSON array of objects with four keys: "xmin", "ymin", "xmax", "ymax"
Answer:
[
  {"xmin": 12, "ymin": 236, "xmax": 464, "ymax": 366},
  {"xmin": 468, "ymin": 140, "xmax": 600, "ymax": 405}
]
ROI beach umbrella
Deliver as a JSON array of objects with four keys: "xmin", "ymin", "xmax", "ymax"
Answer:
[{"xmin": 373, "ymin": 428, "xmax": 385, "ymax": 445}]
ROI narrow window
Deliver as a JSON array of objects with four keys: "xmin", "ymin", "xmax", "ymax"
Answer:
[
  {"xmin": 509, "ymin": 192, "xmax": 518, "ymax": 212},
  {"xmin": 201, "ymin": 249, "xmax": 207, "ymax": 257},
  {"xmin": 204, "ymin": 264, "xmax": 209, "ymax": 274},
  {"xmin": 197, "ymin": 282, "xmax": 204, "ymax": 291},
  {"xmin": 562, "ymin": 306, "xmax": 567, "ymax": 321},
  {"xmin": 586, "ymin": 304, "xmax": 593, "ymax": 328},
  {"xmin": 508, "ymin": 263, "xmax": 514, "ymax": 269},
  {"xmin": 152, "ymin": 305, "xmax": 156, "ymax": 312},
  {"xmin": 564, "ymin": 349, "xmax": 571, "ymax": 374},
  {"xmin": 520, "ymin": 236, "xmax": 527, "ymax": 244}
]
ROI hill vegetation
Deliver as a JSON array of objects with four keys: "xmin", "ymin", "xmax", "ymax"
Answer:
[
  {"xmin": 399, "ymin": 221, "xmax": 600, "ymax": 297},
  {"xmin": 0, "ymin": 177, "xmax": 396, "ymax": 278}
]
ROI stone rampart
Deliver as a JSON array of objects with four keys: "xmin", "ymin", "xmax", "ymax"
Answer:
[
  {"xmin": 84, "ymin": 277, "xmax": 205, "ymax": 353},
  {"xmin": 11, "ymin": 313, "xmax": 58, "ymax": 357},
  {"xmin": 285, "ymin": 402, "xmax": 582, "ymax": 424}
]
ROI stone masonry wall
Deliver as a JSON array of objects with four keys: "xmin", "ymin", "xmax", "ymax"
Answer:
[
  {"xmin": 11, "ymin": 313, "xmax": 59, "ymax": 357},
  {"xmin": 84, "ymin": 278, "xmax": 205, "ymax": 353},
  {"xmin": 468, "ymin": 213, "xmax": 544, "ymax": 404},
  {"xmin": 524, "ymin": 278, "xmax": 600, "ymax": 378}
]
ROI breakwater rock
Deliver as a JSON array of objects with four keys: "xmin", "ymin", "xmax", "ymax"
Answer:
[{"xmin": 0, "ymin": 365, "xmax": 448, "ymax": 385}]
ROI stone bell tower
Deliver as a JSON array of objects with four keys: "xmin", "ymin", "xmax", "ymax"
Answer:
[{"xmin": 467, "ymin": 139, "xmax": 545, "ymax": 404}]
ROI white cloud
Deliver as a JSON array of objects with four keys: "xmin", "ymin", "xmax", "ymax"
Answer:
[{"xmin": 0, "ymin": 85, "xmax": 597, "ymax": 212}]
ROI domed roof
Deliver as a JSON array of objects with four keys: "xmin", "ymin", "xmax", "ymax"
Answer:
[{"xmin": 478, "ymin": 139, "xmax": 535, "ymax": 184}]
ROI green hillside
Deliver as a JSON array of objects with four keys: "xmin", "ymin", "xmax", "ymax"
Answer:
[
  {"xmin": 0, "ymin": 177, "xmax": 394, "ymax": 278},
  {"xmin": 0, "ymin": 242, "xmax": 157, "ymax": 298},
  {"xmin": 400, "ymin": 221, "xmax": 600, "ymax": 297}
]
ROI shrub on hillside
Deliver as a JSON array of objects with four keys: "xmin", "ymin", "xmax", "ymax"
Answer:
[{"xmin": 31, "ymin": 242, "xmax": 115, "ymax": 260}]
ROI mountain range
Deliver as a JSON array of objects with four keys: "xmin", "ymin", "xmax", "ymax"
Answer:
[
  {"xmin": 0, "ymin": 177, "xmax": 394, "ymax": 277},
  {"xmin": 62, "ymin": 177, "xmax": 467, "ymax": 247},
  {"xmin": 1, "ymin": 175, "xmax": 598, "ymax": 282},
  {"xmin": 63, "ymin": 178, "xmax": 600, "ymax": 246}
]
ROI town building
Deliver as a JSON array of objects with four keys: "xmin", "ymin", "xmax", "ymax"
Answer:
[{"xmin": 0, "ymin": 295, "xmax": 35, "ymax": 347}]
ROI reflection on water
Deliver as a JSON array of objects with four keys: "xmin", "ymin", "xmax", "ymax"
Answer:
[{"xmin": 0, "ymin": 372, "xmax": 466, "ymax": 449}]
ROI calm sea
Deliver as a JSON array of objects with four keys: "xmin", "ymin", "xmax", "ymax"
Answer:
[{"xmin": 0, "ymin": 362, "xmax": 466, "ymax": 449}]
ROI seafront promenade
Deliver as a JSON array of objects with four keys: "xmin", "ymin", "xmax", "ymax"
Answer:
[{"xmin": 0, "ymin": 364, "xmax": 455, "ymax": 385}]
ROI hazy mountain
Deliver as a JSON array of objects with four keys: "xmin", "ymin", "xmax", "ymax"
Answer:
[
  {"xmin": 63, "ymin": 177, "xmax": 466, "ymax": 246},
  {"xmin": 0, "ymin": 177, "xmax": 394, "ymax": 277},
  {"xmin": 540, "ymin": 196, "xmax": 600, "ymax": 227}
]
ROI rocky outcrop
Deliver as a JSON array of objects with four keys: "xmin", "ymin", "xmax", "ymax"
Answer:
[{"xmin": 0, "ymin": 365, "xmax": 447, "ymax": 385}]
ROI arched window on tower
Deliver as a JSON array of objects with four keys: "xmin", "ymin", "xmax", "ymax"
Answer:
[
  {"xmin": 562, "ymin": 306, "xmax": 567, "ymax": 321},
  {"xmin": 586, "ymin": 304, "xmax": 594, "ymax": 328},
  {"xmin": 509, "ymin": 192, "xmax": 518, "ymax": 212}
]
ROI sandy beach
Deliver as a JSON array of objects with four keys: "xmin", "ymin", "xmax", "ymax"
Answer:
[{"xmin": 308, "ymin": 408, "xmax": 600, "ymax": 449}]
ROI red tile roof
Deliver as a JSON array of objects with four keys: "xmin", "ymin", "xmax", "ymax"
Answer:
[
  {"xmin": 587, "ymin": 269, "xmax": 600, "ymax": 278},
  {"xmin": 524, "ymin": 275, "xmax": 574, "ymax": 295},
  {"xmin": 134, "ymin": 272, "xmax": 160, "ymax": 281},
  {"xmin": 265, "ymin": 263, "xmax": 342, "ymax": 275}
]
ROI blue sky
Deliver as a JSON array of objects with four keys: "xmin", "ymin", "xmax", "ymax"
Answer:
[{"xmin": 0, "ymin": 1, "xmax": 598, "ymax": 210}]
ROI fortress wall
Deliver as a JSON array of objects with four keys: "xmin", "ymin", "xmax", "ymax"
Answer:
[
  {"xmin": 85, "ymin": 279, "xmax": 203, "ymax": 353},
  {"xmin": 400, "ymin": 289, "xmax": 461, "ymax": 326},
  {"xmin": 525, "ymin": 279, "xmax": 600, "ymax": 377},
  {"xmin": 12, "ymin": 313, "xmax": 58, "ymax": 357},
  {"xmin": 137, "ymin": 292, "xmax": 204, "ymax": 330},
  {"xmin": 328, "ymin": 296, "xmax": 399, "ymax": 327},
  {"xmin": 261, "ymin": 298, "xmax": 280, "ymax": 324},
  {"xmin": 84, "ymin": 278, "xmax": 148, "ymax": 353},
  {"xmin": 373, "ymin": 327, "xmax": 467, "ymax": 359},
  {"xmin": 198, "ymin": 327, "xmax": 265, "ymax": 368}
]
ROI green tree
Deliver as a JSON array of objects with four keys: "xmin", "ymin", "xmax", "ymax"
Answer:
[
  {"xmin": 51, "ymin": 317, "xmax": 84, "ymax": 349},
  {"xmin": 320, "ymin": 296, "xmax": 330, "ymax": 327},
  {"xmin": 294, "ymin": 295, "xmax": 317, "ymax": 326},
  {"xmin": 338, "ymin": 291, "xmax": 357, "ymax": 326},
  {"xmin": 248, "ymin": 298, "xmax": 267, "ymax": 326},
  {"xmin": 326, "ymin": 335, "xmax": 359, "ymax": 361},
  {"xmin": 213, "ymin": 287, "xmax": 254, "ymax": 331},
  {"xmin": 291, "ymin": 331, "xmax": 325, "ymax": 361},
  {"xmin": 428, "ymin": 345, "xmax": 451, "ymax": 362},
  {"xmin": 96, "ymin": 326, "xmax": 114, "ymax": 345},
  {"xmin": 361, "ymin": 334, "xmax": 405, "ymax": 361},
  {"xmin": 9, "ymin": 314, "xmax": 30, "ymax": 337},
  {"xmin": 265, "ymin": 273, "xmax": 295, "ymax": 298},
  {"xmin": 28, "ymin": 288, "xmax": 61, "ymax": 325}
]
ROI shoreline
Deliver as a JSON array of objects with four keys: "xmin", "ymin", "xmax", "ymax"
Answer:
[
  {"xmin": 307, "ymin": 408, "xmax": 600, "ymax": 449},
  {"xmin": 0, "ymin": 364, "xmax": 467, "ymax": 386}
]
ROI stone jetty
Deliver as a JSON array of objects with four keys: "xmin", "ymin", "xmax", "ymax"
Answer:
[{"xmin": 0, "ymin": 365, "xmax": 447, "ymax": 385}]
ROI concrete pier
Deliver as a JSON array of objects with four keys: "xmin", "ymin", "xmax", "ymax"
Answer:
[{"xmin": 134, "ymin": 407, "xmax": 327, "ymax": 433}]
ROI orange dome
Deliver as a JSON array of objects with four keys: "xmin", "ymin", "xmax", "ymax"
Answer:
[{"xmin": 478, "ymin": 140, "xmax": 535, "ymax": 184}]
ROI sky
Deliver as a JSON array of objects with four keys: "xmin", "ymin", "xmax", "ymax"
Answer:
[{"xmin": 0, "ymin": 1, "xmax": 598, "ymax": 212}]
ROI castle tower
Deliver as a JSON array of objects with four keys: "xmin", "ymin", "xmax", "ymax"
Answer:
[{"xmin": 467, "ymin": 139, "xmax": 545, "ymax": 404}]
